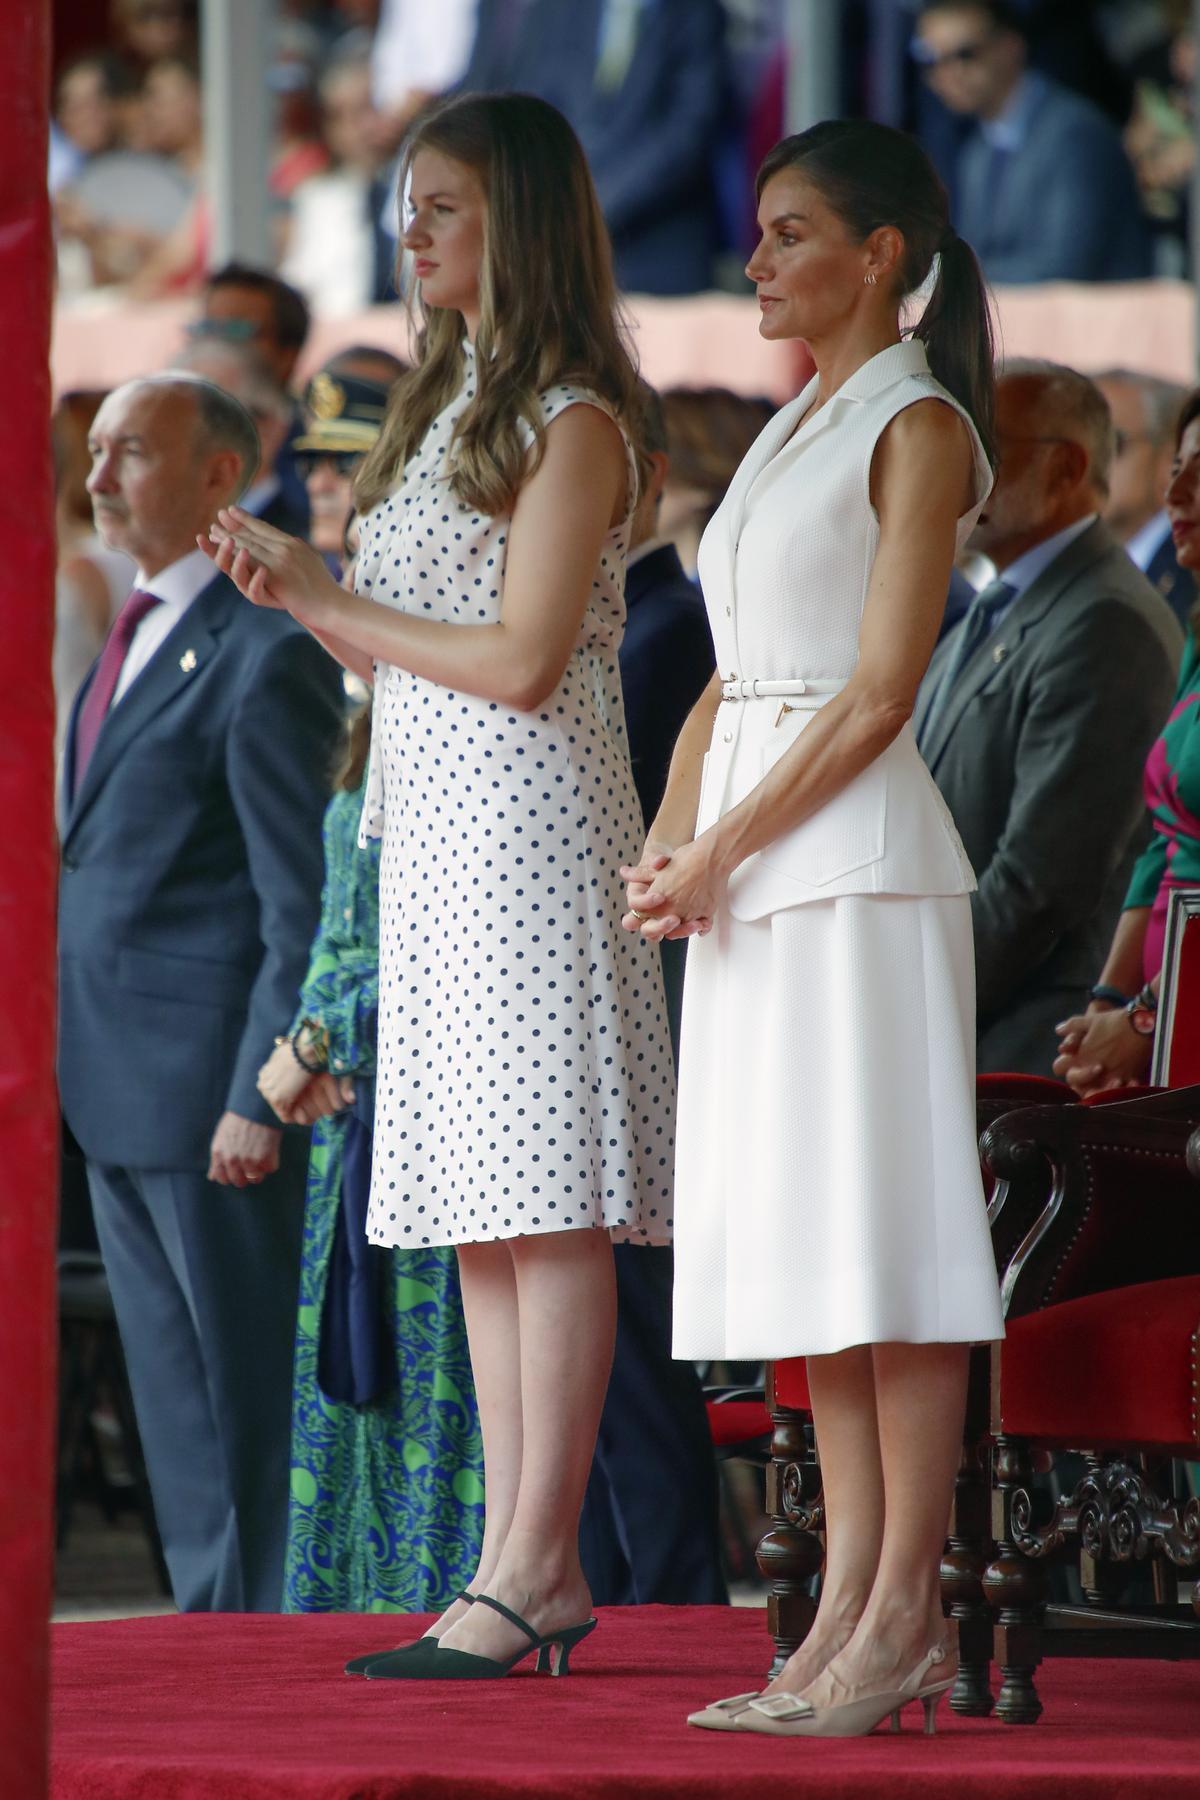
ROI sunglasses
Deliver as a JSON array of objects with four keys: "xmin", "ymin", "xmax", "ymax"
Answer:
[
  {"xmin": 911, "ymin": 36, "xmax": 995, "ymax": 73},
  {"xmin": 295, "ymin": 449, "xmax": 362, "ymax": 478}
]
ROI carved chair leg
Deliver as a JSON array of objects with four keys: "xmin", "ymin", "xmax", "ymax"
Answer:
[
  {"xmin": 942, "ymin": 1361, "xmax": 995, "ymax": 1716},
  {"xmin": 756, "ymin": 1402, "xmax": 824, "ymax": 1678},
  {"xmin": 983, "ymin": 1434, "xmax": 1048, "ymax": 1725}
]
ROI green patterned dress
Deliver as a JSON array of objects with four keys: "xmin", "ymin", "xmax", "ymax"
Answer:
[{"xmin": 283, "ymin": 779, "xmax": 485, "ymax": 1612}]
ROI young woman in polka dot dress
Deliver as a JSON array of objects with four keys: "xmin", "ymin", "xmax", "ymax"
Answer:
[{"xmin": 208, "ymin": 94, "xmax": 675, "ymax": 1680}]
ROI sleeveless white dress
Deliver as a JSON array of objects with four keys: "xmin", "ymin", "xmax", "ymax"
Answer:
[
  {"xmin": 672, "ymin": 340, "xmax": 1006, "ymax": 1357},
  {"xmin": 356, "ymin": 344, "xmax": 675, "ymax": 1250}
]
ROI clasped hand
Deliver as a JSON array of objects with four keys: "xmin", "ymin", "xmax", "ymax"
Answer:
[
  {"xmin": 202, "ymin": 506, "xmax": 342, "ymax": 623},
  {"xmin": 1052, "ymin": 1004, "xmax": 1151, "ymax": 1097},
  {"xmin": 620, "ymin": 837, "xmax": 723, "ymax": 940}
]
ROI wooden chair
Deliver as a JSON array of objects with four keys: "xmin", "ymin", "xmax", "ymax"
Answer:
[
  {"xmin": 958, "ymin": 1085, "xmax": 1200, "ymax": 1723},
  {"xmin": 757, "ymin": 1073, "xmax": 1077, "ymax": 1678}
]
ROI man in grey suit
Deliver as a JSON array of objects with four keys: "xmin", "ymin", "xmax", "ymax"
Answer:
[
  {"xmin": 913, "ymin": 1, "xmax": 1151, "ymax": 283},
  {"xmin": 915, "ymin": 363, "xmax": 1182, "ymax": 1075},
  {"xmin": 1095, "ymin": 368, "xmax": 1192, "ymax": 629},
  {"xmin": 59, "ymin": 375, "xmax": 344, "ymax": 1609}
]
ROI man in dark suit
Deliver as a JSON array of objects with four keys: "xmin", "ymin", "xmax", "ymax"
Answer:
[
  {"xmin": 173, "ymin": 337, "xmax": 310, "ymax": 540},
  {"xmin": 1096, "ymin": 368, "xmax": 1192, "ymax": 628},
  {"xmin": 59, "ymin": 373, "xmax": 344, "ymax": 1610},
  {"xmin": 460, "ymin": 0, "xmax": 731, "ymax": 294},
  {"xmin": 580, "ymin": 381, "xmax": 724, "ymax": 1606},
  {"xmin": 915, "ymin": 363, "xmax": 1182, "ymax": 1075},
  {"xmin": 913, "ymin": 0, "xmax": 1151, "ymax": 283}
]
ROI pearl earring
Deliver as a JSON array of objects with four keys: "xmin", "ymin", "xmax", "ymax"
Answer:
[{"xmin": 864, "ymin": 272, "xmax": 878, "ymax": 286}]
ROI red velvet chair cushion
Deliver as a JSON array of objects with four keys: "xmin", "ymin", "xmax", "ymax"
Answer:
[
  {"xmin": 705, "ymin": 1399, "xmax": 771, "ymax": 1449},
  {"xmin": 772, "ymin": 1358, "xmax": 811, "ymax": 1412},
  {"xmin": 998, "ymin": 1275, "xmax": 1200, "ymax": 1450}
]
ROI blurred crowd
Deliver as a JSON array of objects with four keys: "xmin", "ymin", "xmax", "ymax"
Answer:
[{"xmin": 49, "ymin": 0, "xmax": 1197, "ymax": 313}]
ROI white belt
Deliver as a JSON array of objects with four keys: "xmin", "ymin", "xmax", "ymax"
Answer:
[{"xmin": 720, "ymin": 676, "xmax": 845, "ymax": 703}]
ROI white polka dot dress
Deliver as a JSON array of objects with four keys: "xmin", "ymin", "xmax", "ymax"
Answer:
[{"xmin": 357, "ymin": 344, "xmax": 675, "ymax": 1250}]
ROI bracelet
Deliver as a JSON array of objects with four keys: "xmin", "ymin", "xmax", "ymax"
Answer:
[
  {"xmin": 1088, "ymin": 983, "xmax": 1130, "ymax": 1008},
  {"xmin": 289, "ymin": 1034, "xmax": 324, "ymax": 1074}
]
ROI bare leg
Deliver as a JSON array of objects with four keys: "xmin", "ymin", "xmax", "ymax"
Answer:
[
  {"xmin": 424, "ymin": 1239, "xmax": 522, "ymax": 1639},
  {"xmin": 760, "ymin": 1344, "xmax": 884, "ymax": 1697},
  {"xmin": 438, "ymin": 1226, "xmax": 617, "ymax": 1660},
  {"xmin": 796, "ymin": 1340, "xmax": 969, "ymax": 1709}
]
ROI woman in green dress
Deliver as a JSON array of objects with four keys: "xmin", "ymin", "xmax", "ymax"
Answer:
[{"xmin": 258, "ymin": 707, "xmax": 485, "ymax": 1610}]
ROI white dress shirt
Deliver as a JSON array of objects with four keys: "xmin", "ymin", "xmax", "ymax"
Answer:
[
  {"xmin": 113, "ymin": 547, "xmax": 215, "ymax": 706},
  {"xmin": 989, "ymin": 513, "xmax": 1098, "ymax": 630},
  {"xmin": 1126, "ymin": 508, "xmax": 1172, "ymax": 574}
]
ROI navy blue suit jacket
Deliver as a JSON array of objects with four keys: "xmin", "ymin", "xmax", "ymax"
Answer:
[
  {"xmin": 58, "ymin": 571, "xmax": 345, "ymax": 1170},
  {"xmin": 619, "ymin": 543, "xmax": 714, "ymax": 825},
  {"xmin": 1145, "ymin": 527, "xmax": 1194, "ymax": 630},
  {"xmin": 462, "ymin": 0, "xmax": 730, "ymax": 295},
  {"xmin": 956, "ymin": 76, "xmax": 1151, "ymax": 283}
]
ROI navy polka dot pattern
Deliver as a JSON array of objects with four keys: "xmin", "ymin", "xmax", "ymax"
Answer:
[{"xmin": 356, "ymin": 345, "xmax": 675, "ymax": 1249}]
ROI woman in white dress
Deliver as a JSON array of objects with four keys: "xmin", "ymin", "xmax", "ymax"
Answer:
[
  {"xmin": 622, "ymin": 120, "xmax": 1006, "ymax": 1738},
  {"xmin": 207, "ymin": 93, "xmax": 674, "ymax": 1680}
]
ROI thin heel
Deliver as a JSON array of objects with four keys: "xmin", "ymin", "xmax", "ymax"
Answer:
[
  {"xmin": 889, "ymin": 1709, "xmax": 902, "ymax": 1734},
  {"xmin": 534, "ymin": 1646, "xmax": 552, "ymax": 1673},
  {"xmin": 921, "ymin": 1693, "xmax": 941, "ymax": 1736},
  {"xmin": 543, "ymin": 1618, "xmax": 597, "ymax": 1677}
]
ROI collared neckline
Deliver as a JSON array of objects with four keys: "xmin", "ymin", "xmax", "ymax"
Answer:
[
  {"xmin": 136, "ymin": 546, "xmax": 215, "ymax": 613},
  {"xmin": 995, "ymin": 512, "xmax": 1099, "ymax": 597},
  {"xmin": 834, "ymin": 337, "xmax": 932, "ymax": 404}
]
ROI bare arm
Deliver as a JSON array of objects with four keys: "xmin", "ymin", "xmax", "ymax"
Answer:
[
  {"xmin": 206, "ymin": 403, "xmax": 627, "ymax": 712},
  {"xmin": 625, "ymin": 400, "xmax": 976, "ymax": 935},
  {"xmin": 646, "ymin": 670, "xmax": 724, "ymax": 850}
]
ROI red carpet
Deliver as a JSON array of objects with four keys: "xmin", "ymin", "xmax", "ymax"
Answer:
[{"xmin": 50, "ymin": 1605, "xmax": 1200, "ymax": 1798}]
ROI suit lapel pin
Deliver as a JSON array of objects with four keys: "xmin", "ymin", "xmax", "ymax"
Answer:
[
  {"xmin": 179, "ymin": 648, "xmax": 198, "ymax": 673},
  {"xmin": 992, "ymin": 643, "xmax": 1007, "ymax": 663}
]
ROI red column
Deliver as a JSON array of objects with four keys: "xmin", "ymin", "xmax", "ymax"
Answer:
[{"xmin": 0, "ymin": 5, "xmax": 58, "ymax": 1798}]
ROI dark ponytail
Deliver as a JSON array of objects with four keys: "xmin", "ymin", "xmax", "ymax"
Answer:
[{"xmin": 756, "ymin": 120, "xmax": 996, "ymax": 467}]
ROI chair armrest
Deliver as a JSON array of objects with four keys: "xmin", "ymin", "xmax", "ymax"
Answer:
[{"xmin": 982, "ymin": 1084, "xmax": 1200, "ymax": 1319}]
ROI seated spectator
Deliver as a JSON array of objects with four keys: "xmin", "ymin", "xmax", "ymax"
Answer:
[
  {"xmin": 658, "ymin": 387, "xmax": 774, "ymax": 575},
  {"xmin": 55, "ymin": 55, "xmax": 199, "ymax": 293},
  {"xmin": 1124, "ymin": 5, "xmax": 1194, "ymax": 276},
  {"xmin": 193, "ymin": 264, "xmax": 313, "ymax": 520},
  {"xmin": 110, "ymin": 0, "xmax": 194, "ymax": 79},
  {"xmin": 912, "ymin": 0, "xmax": 1152, "ymax": 282},
  {"xmin": 460, "ymin": 0, "xmax": 732, "ymax": 295},
  {"xmin": 1055, "ymin": 388, "xmax": 1200, "ymax": 1095},
  {"xmin": 291, "ymin": 348, "xmax": 407, "ymax": 569},
  {"xmin": 50, "ymin": 54, "xmax": 128, "ymax": 195},
  {"xmin": 172, "ymin": 338, "xmax": 310, "ymax": 539},
  {"xmin": 1096, "ymin": 368, "xmax": 1191, "ymax": 625},
  {"xmin": 281, "ymin": 54, "xmax": 390, "ymax": 318},
  {"xmin": 370, "ymin": 0, "xmax": 478, "ymax": 154},
  {"xmin": 51, "ymin": 389, "xmax": 136, "ymax": 747},
  {"xmin": 914, "ymin": 362, "xmax": 1182, "ymax": 1074}
]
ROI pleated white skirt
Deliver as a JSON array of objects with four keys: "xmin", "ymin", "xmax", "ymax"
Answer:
[{"xmin": 671, "ymin": 892, "xmax": 1006, "ymax": 1359}]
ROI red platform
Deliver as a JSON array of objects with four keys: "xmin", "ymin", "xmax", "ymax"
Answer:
[{"xmin": 49, "ymin": 1605, "xmax": 1200, "ymax": 1798}]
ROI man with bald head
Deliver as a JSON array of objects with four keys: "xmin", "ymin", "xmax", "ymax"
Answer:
[
  {"xmin": 915, "ymin": 362, "xmax": 1182, "ymax": 1073},
  {"xmin": 59, "ymin": 374, "xmax": 344, "ymax": 1610}
]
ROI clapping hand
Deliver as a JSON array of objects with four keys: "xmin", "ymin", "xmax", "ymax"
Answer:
[{"xmin": 202, "ymin": 506, "xmax": 343, "ymax": 624}]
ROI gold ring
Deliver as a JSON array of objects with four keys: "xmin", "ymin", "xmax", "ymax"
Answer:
[{"xmin": 631, "ymin": 908, "xmax": 651, "ymax": 922}]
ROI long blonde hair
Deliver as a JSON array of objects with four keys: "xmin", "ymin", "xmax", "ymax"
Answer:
[{"xmin": 354, "ymin": 93, "xmax": 639, "ymax": 518}]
